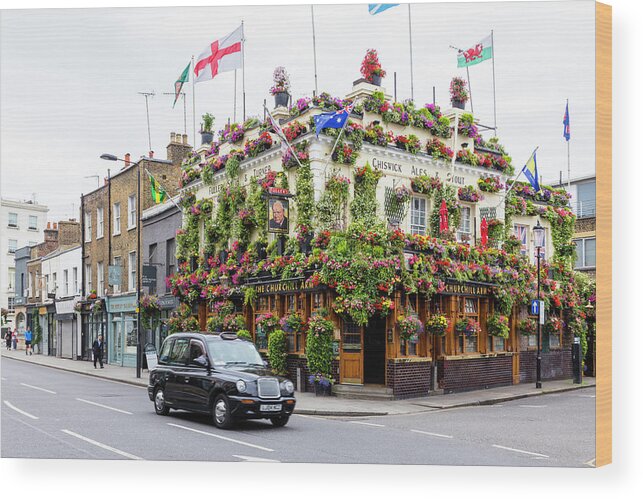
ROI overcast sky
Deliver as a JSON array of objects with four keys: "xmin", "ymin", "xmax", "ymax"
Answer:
[{"xmin": 0, "ymin": 0, "xmax": 595, "ymax": 221}]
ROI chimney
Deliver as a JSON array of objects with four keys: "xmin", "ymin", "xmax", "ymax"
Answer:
[
  {"xmin": 53, "ymin": 222, "xmax": 58, "ymax": 230},
  {"xmin": 104, "ymin": 177, "xmax": 108, "ymax": 185},
  {"xmin": 44, "ymin": 223, "xmax": 59, "ymax": 243},
  {"xmin": 149, "ymin": 150, "xmax": 154, "ymax": 158},
  {"xmin": 125, "ymin": 153, "xmax": 131, "ymax": 167},
  {"xmin": 182, "ymin": 134, "xmax": 188, "ymax": 145},
  {"xmin": 47, "ymin": 222, "xmax": 51, "ymax": 229},
  {"xmin": 170, "ymin": 132, "xmax": 176, "ymax": 143}
]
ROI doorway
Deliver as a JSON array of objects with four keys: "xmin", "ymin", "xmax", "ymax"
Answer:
[{"xmin": 363, "ymin": 317, "xmax": 386, "ymax": 384}]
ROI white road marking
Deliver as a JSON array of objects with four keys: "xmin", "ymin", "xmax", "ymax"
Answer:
[
  {"xmin": 3, "ymin": 400, "xmax": 39, "ymax": 420},
  {"xmin": 1, "ymin": 377, "xmax": 7, "ymax": 381},
  {"xmin": 411, "ymin": 429, "xmax": 453, "ymax": 439},
  {"xmin": 349, "ymin": 421, "xmax": 385, "ymax": 427},
  {"xmin": 578, "ymin": 394, "xmax": 596, "ymax": 398},
  {"xmin": 585, "ymin": 457, "xmax": 596, "ymax": 467},
  {"xmin": 293, "ymin": 414, "xmax": 329, "ymax": 421},
  {"xmin": 167, "ymin": 423, "xmax": 274, "ymax": 452},
  {"xmin": 233, "ymin": 455, "xmax": 281, "ymax": 463},
  {"xmin": 76, "ymin": 398, "xmax": 132, "ymax": 415},
  {"xmin": 492, "ymin": 444, "xmax": 549, "ymax": 458},
  {"xmin": 61, "ymin": 430, "xmax": 143, "ymax": 460},
  {"xmin": 519, "ymin": 404, "xmax": 546, "ymax": 408},
  {"xmin": 21, "ymin": 382, "xmax": 57, "ymax": 394}
]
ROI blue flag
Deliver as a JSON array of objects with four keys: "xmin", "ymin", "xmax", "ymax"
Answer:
[
  {"xmin": 314, "ymin": 106, "xmax": 352, "ymax": 137},
  {"xmin": 563, "ymin": 102, "xmax": 570, "ymax": 141},
  {"xmin": 368, "ymin": 4, "xmax": 399, "ymax": 15},
  {"xmin": 522, "ymin": 150, "xmax": 540, "ymax": 193}
]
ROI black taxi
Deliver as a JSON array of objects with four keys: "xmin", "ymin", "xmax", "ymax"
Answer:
[{"xmin": 148, "ymin": 332, "xmax": 296, "ymax": 429}]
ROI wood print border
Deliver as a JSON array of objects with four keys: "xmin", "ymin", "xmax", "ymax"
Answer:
[{"xmin": 596, "ymin": 1, "xmax": 612, "ymax": 468}]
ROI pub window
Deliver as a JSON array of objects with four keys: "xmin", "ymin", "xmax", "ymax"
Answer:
[
  {"xmin": 457, "ymin": 206, "xmax": 472, "ymax": 243},
  {"xmin": 254, "ymin": 295, "xmax": 276, "ymax": 351},
  {"xmin": 455, "ymin": 296, "xmax": 480, "ymax": 354},
  {"xmin": 548, "ymin": 315, "xmax": 562, "ymax": 349},
  {"xmin": 311, "ymin": 292, "xmax": 325, "ymax": 312},
  {"xmin": 341, "ymin": 320, "xmax": 361, "ymax": 353},
  {"xmin": 487, "ymin": 304, "xmax": 506, "ymax": 353},
  {"xmin": 284, "ymin": 293, "xmax": 305, "ymax": 353},
  {"xmin": 513, "ymin": 224, "xmax": 528, "ymax": 256},
  {"xmin": 400, "ymin": 294, "xmax": 422, "ymax": 357},
  {"xmin": 410, "ymin": 197, "xmax": 427, "ymax": 235}
]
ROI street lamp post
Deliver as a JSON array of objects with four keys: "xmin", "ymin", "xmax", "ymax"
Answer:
[
  {"xmin": 101, "ymin": 153, "xmax": 143, "ymax": 378},
  {"xmin": 533, "ymin": 220, "xmax": 545, "ymax": 389}
]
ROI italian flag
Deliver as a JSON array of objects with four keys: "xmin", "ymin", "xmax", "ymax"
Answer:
[
  {"xmin": 457, "ymin": 34, "xmax": 493, "ymax": 67},
  {"xmin": 149, "ymin": 173, "xmax": 167, "ymax": 204}
]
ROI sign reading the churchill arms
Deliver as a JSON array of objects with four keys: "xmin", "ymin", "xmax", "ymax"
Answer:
[
  {"xmin": 441, "ymin": 280, "xmax": 494, "ymax": 297},
  {"xmin": 254, "ymin": 278, "xmax": 317, "ymax": 295}
]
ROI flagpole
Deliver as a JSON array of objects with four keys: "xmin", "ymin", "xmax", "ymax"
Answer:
[
  {"xmin": 311, "ymin": 5, "xmax": 319, "ymax": 95},
  {"xmin": 322, "ymin": 105, "xmax": 355, "ymax": 176},
  {"xmin": 491, "ymin": 29, "xmax": 498, "ymax": 135},
  {"xmin": 451, "ymin": 110, "xmax": 459, "ymax": 177},
  {"xmin": 241, "ymin": 20, "xmax": 246, "ymax": 121},
  {"xmin": 466, "ymin": 65, "xmax": 474, "ymax": 115},
  {"xmin": 183, "ymin": 93, "xmax": 187, "ymax": 135},
  {"xmin": 264, "ymin": 105, "xmax": 305, "ymax": 170},
  {"xmin": 191, "ymin": 55, "xmax": 196, "ymax": 146},
  {"xmin": 234, "ymin": 70, "xmax": 238, "ymax": 123},
  {"xmin": 407, "ymin": 3, "xmax": 415, "ymax": 101},
  {"xmin": 566, "ymin": 99, "xmax": 571, "ymax": 188},
  {"xmin": 495, "ymin": 146, "xmax": 539, "ymax": 209}
]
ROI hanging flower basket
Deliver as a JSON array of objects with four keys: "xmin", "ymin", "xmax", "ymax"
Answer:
[
  {"xmin": 426, "ymin": 314, "xmax": 449, "ymax": 336},
  {"xmin": 455, "ymin": 318, "xmax": 481, "ymax": 336},
  {"xmin": 397, "ymin": 315, "xmax": 424, "ymax": 342},
  {"xmin": 487, "ymin": 313, "xmax": 510, "ymax": 338}
]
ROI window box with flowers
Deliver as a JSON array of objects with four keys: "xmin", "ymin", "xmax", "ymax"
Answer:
[
  {"xmin": 397, "ymin": 315, "xmax": 424, "ymax": 344},
  {"xmin": 477, "ymin": 176, "xmax": 504, "ymax": 193},
  {"xmin": 360, "ymin": 48, "xmax": 387, "ymax": 86},
  {"xmin": 411, "ymin": 174, "xmax": 443, "ymax": 195},
  {"xmin": 487, "ymin": 312, "xmax": 509, "ymax": 352},
  {"xmin": 243, "ymin": 131, "xmax": 273, "ymax": 158},
  {"xmin": 426, "ymin": 138, "xmax": 454, "ymax": 161},
  {"xmin": 458, "ymin": 185, "xmax": 483, "ymax": 203},
  {"xmin": 545, "ymin": 316, "xmax": 564, "ymax": 349},
  {"xmin": 394, "ymin": 134, "xmax": 421, "ymax": 154},
  {"xmin": 426, "ymin": 314, "xmax": 449, "ymax": 336},
  {"xmin": 270, "ymin": 66, "xmax": 290, "ymax": 107},
  {"xmin": 450, "ymin": 76, "xmax": 469, "ymax": 109}
]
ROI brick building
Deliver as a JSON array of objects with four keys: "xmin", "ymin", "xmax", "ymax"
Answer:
[{"xmin": 79, "ymin": 133, "xmax": 191, "ymax": 365}]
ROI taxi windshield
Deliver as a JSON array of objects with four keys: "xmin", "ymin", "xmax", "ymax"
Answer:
[{"xmin": 206, "ymin": 338, "xmax": 264, "ymax": 366}]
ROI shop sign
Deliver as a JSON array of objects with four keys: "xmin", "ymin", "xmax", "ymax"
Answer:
[
  {"xmin": 254, "ymin": 278, "xmax": 315, "ymax": 295},
  {"xmin": 107, "ymin": 297, "xmax": 137, "ymax": 313},
  {"xmin": 142, "ymin": 265, "xmax": 157, "ymax": 287},
  {"xmin": 39, "ymin": 307, "xmax": 47, "ymax": 315},
  {"xmin": 157, "ymin": 295, "xmax": 178, "ymax": 309},
  {"xmin": 371, "ymin": 156, "xmax": 467, "ymax": 185},
  {"xmin": 441, "ymin": 281, "xmax": 492, "ymax": 297},
  {"xmin": 108, "ymin": 265, "xmax": 122, "ymax": 286}
]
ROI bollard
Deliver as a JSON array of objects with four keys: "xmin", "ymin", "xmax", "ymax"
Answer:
[{"xmin": 572, "ymin": 337, "xmax": 582, "ymax": 384}]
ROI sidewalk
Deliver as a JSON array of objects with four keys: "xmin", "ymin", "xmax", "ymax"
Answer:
[{"xmin": 1, "ymin": 349, "xmax": 595, "ymax": 417}]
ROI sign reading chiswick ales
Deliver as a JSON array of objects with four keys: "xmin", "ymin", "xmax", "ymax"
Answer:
[{"xmin": 371, "ymin": 156, "xmax": 472, "ymax": 186}]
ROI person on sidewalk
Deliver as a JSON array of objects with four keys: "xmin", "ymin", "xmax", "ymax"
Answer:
[
  {"xmin": 92, "ymin": 334, "xmax": 104, "ymax": 369},
  {"xmin": 5, "ymin": 330, "xmax": 11, "ymax": 350},
  {"xmin": 24, "ymin": 327, "xmax": 33, "ymax": 355},
  {"xmin": 12, "ymin": 329, "xmax": 18, "ymax": 350}
]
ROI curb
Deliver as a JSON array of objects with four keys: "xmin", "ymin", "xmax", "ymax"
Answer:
[{"xmin": 294, "ymin": 410, "xmax": 388, "ymax": 417}]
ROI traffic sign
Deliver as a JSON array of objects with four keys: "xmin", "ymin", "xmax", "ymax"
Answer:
[
  {"xmin": 539, "ymin": 300, "xmax": 545, "ymax": 325},
  {"xmin": 530, "ymin": 299, "xmax": 539, "ymax": 315}
]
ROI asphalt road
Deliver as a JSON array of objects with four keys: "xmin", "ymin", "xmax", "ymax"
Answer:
[{"xmin": 1, "ymin": 358, "xmax": 595, "ymax": 466}]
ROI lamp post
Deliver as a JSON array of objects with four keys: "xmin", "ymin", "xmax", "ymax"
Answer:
[
  {"xmin": 100, "ymin": 153, "xmax": 143, "ymax": 378},
  {"xmin": 533, "ymin": 220, "xmax": 545, "ymax": 389}
]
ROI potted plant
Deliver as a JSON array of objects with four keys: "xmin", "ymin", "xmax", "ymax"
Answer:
[
  {"xmin": 397, "ymin": 315, "xmax": 424, "ymax": 343},
  {"xmin": 518, "ymin": 317, "xmax": 537, "ymax": 336},
  {"xmin": 360, "ymin": 49, "xmax": 387, "ymax": 86},
  {"xmin": 455, "ymin": 318, "xmax": 481, "ymax": 336},
  {"xmin": 87, "ymin": 289, "xmax": 97, "ymax": 300},
  {"xmin": 270, "ymin": 66, "xmax": 290, "ymax": 108},
  {"xmin": 308, "ymin": 372, "xmax": 334, "ymax": 396},
  {"xmin": 487, "ymin": 312, "xmax": 510, "ymax": 339},
  {"xmin": 426, "ymin": 314, "xmax": 449, "ymax": 336},
  {"xmin": 450, "ymin": 77, "xmax": 469, "ymax": 109},
  {"xmin": 200, "ymin": 113, "xmax": 215, "ymax": 144}
]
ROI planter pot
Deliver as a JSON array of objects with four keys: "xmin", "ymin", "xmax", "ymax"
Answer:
[
  {"xmin": 255, "ymin": 243, "xmax": 267, "ymax": 261},
  {"xmin": 369, "ymin": 74, "xmax": 382, "ymax": 86},
  {"xmin": 274, "ymin": 91, "xmax": 290, "ymax": 108},
  {"xmin": 236, "ymin": 246, "xmax": 245, "ymax": 262},
  {"xmin": 219, "ymin": 250, "xmax": 228, "ymax": 263},
  {"xmin": 299, "ymin": 233, "xmax": 313, "ymax": 255},
  {"xmin": 451, "ymin": 99, "xmax": 465, "ymax": 110},
  {"xmin": 314, "ymin": 383, "xmax": 332, "ymax": 396},
  {"xmin": 200, "ymin": 131, "xmax": 214, "ymax": 145}
]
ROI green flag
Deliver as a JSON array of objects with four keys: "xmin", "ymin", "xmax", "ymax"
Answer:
[
  {"xmin": 149, "ymin": 172, "xmax": 167, "ymax": 204},
  {"xmin": 457, "ymin": 35, "xmax": 493, "ymax": 67},
  {"xmin": 173, "ymin": 62, "xmax": 190, "ymax": 108}
]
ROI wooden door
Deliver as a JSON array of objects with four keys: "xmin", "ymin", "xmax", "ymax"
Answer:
[{"xmin": 340, "ymin": 320, "xmax": 363, "ymax": 384}]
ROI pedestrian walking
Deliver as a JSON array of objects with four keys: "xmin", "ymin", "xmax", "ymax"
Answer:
[
  {"xmin": 92, "ymin": 334, "xmax": 104, "ymax": 368},
  {"xmin": 24, "ymin": 327, "xmax": 33, "ymax": 355},
  {"xmin": 12, "ymin": 329, "xmax": 18, "ymax": 350},
  {"xmin": 4, "ymin": 330, "xmax": 11, "ymax": 350}
]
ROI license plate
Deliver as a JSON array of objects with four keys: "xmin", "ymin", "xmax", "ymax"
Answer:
[{"xmin": 260, "ymin": 404, "xmax": 282, "ymax": 412}]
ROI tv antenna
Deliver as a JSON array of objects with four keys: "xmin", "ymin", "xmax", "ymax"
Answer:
[{"xmin": 138, "ymin": 91, "xmax": 155, "ymax": 152}]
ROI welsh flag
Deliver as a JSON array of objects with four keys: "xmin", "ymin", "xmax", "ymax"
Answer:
[
  {"xmin": 457, "ymin": 34, "xmax": 493, "ymax": 67},
  {"xmin": 148, "ymin": 172, "xmax": 167, "ymax": 204},
  {"xmin": 173, "ymin": 62, "xmax": 190, "ymax": 108}
]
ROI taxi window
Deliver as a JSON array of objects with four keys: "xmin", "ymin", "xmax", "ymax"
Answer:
[
  {"xmin": 159, "ymin": 338, "xmax": 174, "ymax": 364},
  {"xmin": 189, "ymin": 340, "xmax": 206, "ymax": 364},
  {"xmin": 169, "ymin": 338, "xmax": 190, "ymax": 365}
]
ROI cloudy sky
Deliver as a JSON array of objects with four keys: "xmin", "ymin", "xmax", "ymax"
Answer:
[{"xmin": 1, "ymin": 0, "xmax": 595, "ymax": 221}]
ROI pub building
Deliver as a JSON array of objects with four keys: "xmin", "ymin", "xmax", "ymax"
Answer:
[{"xmin": 173, "ymin": 78, "xmax": 583, "ymax": 398}]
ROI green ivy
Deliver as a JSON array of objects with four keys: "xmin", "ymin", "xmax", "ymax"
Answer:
[
  {"xmin": 429, "ymin": 184, "xmax": 461, "ymax": 237},
  {"xmin": 350, "ymin": 163, "xmax": 381, "ymax": 227},
  {"xmin": 267, "ymin": 329, "xmax": 288, "ymax": 376}
]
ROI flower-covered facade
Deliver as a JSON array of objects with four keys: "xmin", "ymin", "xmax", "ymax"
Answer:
[{"xmin": 169, "ymin": 79, "xmax": 593, "ymax": 398}]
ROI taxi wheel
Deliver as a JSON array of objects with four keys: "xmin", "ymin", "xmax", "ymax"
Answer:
[
  {"xmin": 154, "ymin": 387, "xmax": 170, "ymax": 416},
  {"xmin": 270, "ymin": 415, "xmax": 290, "ymax": 427},
  {"xmin": 212, "ymin": 394, "xmax": 234, "ymax": 429}
]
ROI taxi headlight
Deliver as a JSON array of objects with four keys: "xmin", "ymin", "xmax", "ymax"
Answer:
[
  {"xmin": 281, "ymin": 380, "xmax": 294, "ymax": 394},
  {"xmin": 236, "ymin": 380, "xmax": 247, "ymax": 393}
]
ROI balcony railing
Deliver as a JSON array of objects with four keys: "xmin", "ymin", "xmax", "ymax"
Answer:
[{"xmin": 572, "ymin": 200, "xmax": 596, "ymax": 218}]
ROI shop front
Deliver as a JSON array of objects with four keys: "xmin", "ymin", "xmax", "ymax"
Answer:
[
  {"xmin": 106, "ymin": 294, "xmax": 138, "ymax": 367},
  {"xmin": 80, "ymin": 298, "xmax": 106, "ymax": 361},
  {"xmin": 55, "ymin": 297, "xmax": 80, "ymax": 359}
]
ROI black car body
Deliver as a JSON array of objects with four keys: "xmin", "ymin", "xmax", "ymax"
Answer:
[{"xmin": 147, "ymin": 332, "xmax": 296, "ymax": 428}]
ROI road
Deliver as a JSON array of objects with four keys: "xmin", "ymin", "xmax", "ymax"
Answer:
[{"xmin": 1, "ymin": 358, "xmax": 595, "ymax": 466}]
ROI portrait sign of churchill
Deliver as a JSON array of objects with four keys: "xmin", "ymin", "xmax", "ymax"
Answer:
[{"xmin": 268, "ymin": 197, "xmax": 289, "ymax": 234}]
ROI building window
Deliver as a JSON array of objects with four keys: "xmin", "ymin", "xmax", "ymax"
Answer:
[
  {"xmin": 8, "ymin": 212, "xmax": 18, "ymax": 228},
  {"xmin": 457, "ymin": 206, "xmax": 472, "ymax": 243},
  {"xmin": 400, "ymin": 294, "xmax": 422, "ymax": 357},
  {"xmin": 166, "ymin": 238, "xmax": 176, "ymax": 278},
  {"xmin": 97, "ymin": 207, "xmax": 104, "ymax": 238},
  {"xmin": 73, "ymin": 267, "xmax": 78, "ymax": 295},
  {"xmin": 576, "ymin": 180, "xmax": 596, "ymax": 218},
  {"xmin": 28, "ymin": 215, "xmax": 38, "ymax": 231},
  {"xmin": 148, "ymin": 243, "xmax": 157, "ymax": 294},
  {"xmin": 8, "ymin": 239, "xmax": 17, "ymax": 254},
  {"xmin": 97, "ymin": 262, "xmax": 104, "ymax": 296},
  {"xmin": 574, "ymin": 238, "xmax": 596, "ymax": 269},
  {"xmin": 84, "ymin": 211, "xmax": 92, "ymax": 242},
  {"xmin": 128, "ymin": 195, "xmax": 137, "ymax": 229},
  {"xmin": 513, "ymin": 224, "xmax": 528, "ymax": 256},
  {"xmin": 63, "ymin": 269, "xmax": 69, "ymax": 296},
  {"xmin": 113, "ymin": 203, "xmax": 121, "ymax": 235},
  {"xmin": 128, "ymin": 251, "xmax": 137, "ymax": 291},
  {"xmin": 8, "ymin": 267, "xmax": 15, "ymax": 291},
  {"xmin": 410, "ymin": 197, "xmax": 427, "ymax": 235},
  {"xmin": 52, "ymin": 273, "xmax": 57, "ymax": 295},
  {"xmin": 113, "ymin": 256, "xmax": 122, "ymax": 293},
  {"xmin": 455, "ymin": 297, "xmax": 480, "ymax": 354},
  {"xmin": 8, "ymin": 297, "xmax": 15, "ymax": 313},
  {"xmin": 85, "ymin": 263, "xmax": 92, "ymax": 294},
  {"xmin": 254, "ymin": 295, "xmax": 276, "ymax": 350},
  {"xmin": 285, "ymin": 293, "xmax": 305, "ymax": 353}
]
